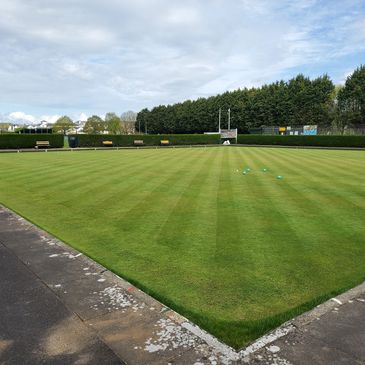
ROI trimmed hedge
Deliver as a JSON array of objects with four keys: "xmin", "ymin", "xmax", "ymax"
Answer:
[
  {"xmin": 237, "ymin": 135, "xmax": 365, "ymax": 148},
  {"xmin": 69, "ymin": 134, "xmax": 221, "ymax": 147},
  {"xmin": 2, "ymin": 133, "xmax": 363, "ymax": 149},
  {"xmin": 0, "ymin": 134, "xmax": 64, "ymax": 149}
]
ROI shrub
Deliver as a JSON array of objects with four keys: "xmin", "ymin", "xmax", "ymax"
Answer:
[
  {"xmin": 0, "ymin": 134, "xmax": 64, "ymax": 149},
  {"xmin": 237, "ymin": 135, "xmax": 365, "ymax": 148}
]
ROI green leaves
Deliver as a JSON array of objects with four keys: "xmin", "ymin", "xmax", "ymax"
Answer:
[
  {"xmin": 105, "ymin": 113, "xmax": 123, "ymax": 135},
  {"xmin": 83, "ymin": 115, "xmax": 105, "ymax": 134},
  {"xmin": 136, "ymin": 72, "xmax": 336, "ymax": 134},
  {"xmin": 53, "ymin": 116, "xmax": 75, "ymax": 135},
  {"xmin": 337, "ymin": 65, "xmax": 365, "ymax": 127}
]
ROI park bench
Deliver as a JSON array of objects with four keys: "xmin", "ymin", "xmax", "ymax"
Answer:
[
  {"xmin": 102, "ymin": 140, "xmax": 113, "ymax": 147},
  {"xmin": 35, "ymin": 141, "xmax": 50, "ymax": 149},
  {"xmin": 160, "ymin": 140, "xmax": 170, "ymax": 146},
  {"xmin": 134, "ymin": 140, "xmax": 144, "ymax": 146}
]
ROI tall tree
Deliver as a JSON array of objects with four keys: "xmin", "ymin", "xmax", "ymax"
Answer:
[
  {"xmin": 136, "ymin": 72, "xmax": 336, "ymax": 134},
  {"xmin": 337, "ymin": 65, "xmax": 365, "ymax": 126},
  {"xmin": 105, "ymin": 112, "xmax": 122, "ymax": 134},
  {"xmin": 120, "ymin": 111, "xmax": 137, "ymax": 134},
  {"xmin": 83, "ymin": 115, "xmax": 105, "ymax": 134},
  {"xmin": 53, "ymin": 116, "xmax": 74, "ymax": 135},
  {"xmin": 105, "ymin": 112, "xmax": 118, "ymax": 122},
  {"xmin": 135, "ymin": 108, "xmax": 149, "ymax": 134},
  {"xmin": 121, "ymin": 110, "xmax": 137, "ymax": 122}
]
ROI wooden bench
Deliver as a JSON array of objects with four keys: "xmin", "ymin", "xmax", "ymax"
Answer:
[
  {"xmin": 102, "ymin": 140, "xmax": 113, "ymax": 147},
  {"xmin": 134, "ymin": 140, "xmax": 144, "ymax": 146},
  {"xmin": 35, "ymin": 141, "xmax": 50, "ymax": 149},
  {"xmin": 160, "ymin": 140, "xmax": 170, "ymax": 146}
]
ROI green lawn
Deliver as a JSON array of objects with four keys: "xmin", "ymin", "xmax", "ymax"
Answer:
[{"xmin": 1, "ymin": 147, "xmax": 365, "ymax": 348}]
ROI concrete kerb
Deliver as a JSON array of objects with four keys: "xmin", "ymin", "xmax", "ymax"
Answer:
[{"xmin": 2, "ymin": 204, "xmax": 365, "ymax": 364}]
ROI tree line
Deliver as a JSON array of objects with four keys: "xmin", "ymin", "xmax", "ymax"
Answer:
[
  {"xmin": 136, "ymin": 65, "xmax": 365, "ymax": 134},
  {"xmin": 53, "ymin": 111, "xmax": 137, "ymax": 135}
]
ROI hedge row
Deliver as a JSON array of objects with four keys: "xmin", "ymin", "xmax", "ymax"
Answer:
[
  {"xmin": 0, "ymin": 134, "xmax": 64, "ymax": 149},
  {"xmin": 69, "ymin": 134, "xmax": 221, "ymax": 147},
  {"xmin": 237, "ymin": 135, "xmax": 365, "ymax": 147},
  {"xmin": 2, "ymin": 133, "xmax": 362, "ymax": 149}
]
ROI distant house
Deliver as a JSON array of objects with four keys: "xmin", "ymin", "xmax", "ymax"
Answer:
[
  {"xmin": 0, "ymin": 123, "xmax": 10, "ymax": 132},
  {"xmin": 0, "ymin": 123, "xmax": 21, "ymax": 132},
  {"xmin": 68, "ymin": 120, "xmax": 86, "ymax": 134}
]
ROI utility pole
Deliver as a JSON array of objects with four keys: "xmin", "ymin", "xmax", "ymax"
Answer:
[
  {"xmin": 228, "ymin": 108, "xmax": 231, "ymax": 130},
  {"xmin": 218, "ymin": 108, "xmax": 221, "ymax": 133}
]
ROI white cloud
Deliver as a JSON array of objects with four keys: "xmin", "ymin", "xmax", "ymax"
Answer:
[
  {"xmin": 78, "ymin": 113, "xmax": 88, "ymax": 122},
  {"xmin": 3, "ymin": 112, "xmax": 80, "ymax": 124},
  {"xmin": 62, "ymin": 62, "xmax": 93, "ymax": 80},
  {"xmin": 164, "ymin": 6, "xmax": 200, "ymax": 25},
  {"xmin": 0, "ymin": 0, "xmax": 364, "ymax": 116},
  {"xmin": 339, "ymin": 70, "xmax": 354, "ymax": 85},
  {"xmin": 350, "ymin": 18, "xmax": 365, "ymax": 42},
  {"xmin": 40, "ymin": 115, "xmax": 61, "ymax": 124},
  {"xmin": 8, "ymin": 112, "xmax": 36, "ymax": 123}
]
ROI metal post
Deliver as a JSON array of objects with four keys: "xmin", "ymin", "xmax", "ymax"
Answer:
[
  {"xmin": 218, "ymin": 108, "xmax": 221, "ymax": 133},
  {"xmin": 228, "ymin": 108, "xmax": 231, "ymax": 130}
]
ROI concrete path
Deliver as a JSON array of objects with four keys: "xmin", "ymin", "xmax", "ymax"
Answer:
[
  {"xmin": 1, "ymin": 205, "xmax": 365, "ymax": 365},
  {"xmin": 248, "ymin": 293, "xmax": 365, "ymax": 365}
]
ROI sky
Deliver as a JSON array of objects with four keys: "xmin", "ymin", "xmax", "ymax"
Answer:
[{"xmin": 0, "ymin": 0, "xmax": 365, "ymax": 124}]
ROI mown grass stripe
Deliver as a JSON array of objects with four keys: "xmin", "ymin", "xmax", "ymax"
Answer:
[
  {"xmin": 261, "ymin": 148, "xmax": 365, "ymax": 226},
  {"xmin": 1, "ymin": 147, "xmax": 365, "ymax": 349}
]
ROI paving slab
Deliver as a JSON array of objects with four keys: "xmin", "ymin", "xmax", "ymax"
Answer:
[
  {"xmin": 0, "ymin": 229, "xmax": 46, "ymax": 249},
  {"xmin": 0, "ymin": 244, "xmax": 44, "ymax": 295},
  {"xmin": 0, "ymin": 245, "xmax": 124, "ymax": 365},
  {"xmin": 249, "ymin": 329, "xmax": 362, "ymax": 365},
  {"xmin": 356, "ymin": 294, "xmax": 365, "ymax": 303},
  {"xmin": 0, "ymin": 210, "xmax": 29, "ymax": 232},
  {"xmin": 26, "ymin": 250, "xmax": 99, "ymax": 285},
  {"xmin": 167, "ymin": 341, "xmax": 237, "ymax": 365},
  {"xmin": 246, "ymin": 295, "xmax": 365, "ymax": 365},
  {"xmin": 303, "ymin": 300, "xmax": 365, "ymax": 360},
  {"xmin": 86, "ymin": 309, "xmax": 174, "ymax": 364},
  {"xmin": 49, "ymin": 278, "xmax": 131, "ymax": 320}
]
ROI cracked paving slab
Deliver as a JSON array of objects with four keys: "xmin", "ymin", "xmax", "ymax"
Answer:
[
  {"xmin": 0, "ymin": 247, "xmax": 124, "ymax": 364},
  {"xmin": 247, "ymin": 297, "xmax": 365, "ymax": 365}
]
